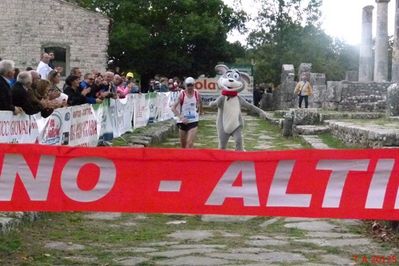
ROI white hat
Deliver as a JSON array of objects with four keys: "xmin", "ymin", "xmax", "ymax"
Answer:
[{"xmin": 184, "ymin": 77, "xmax": 195, "ymax": 86}]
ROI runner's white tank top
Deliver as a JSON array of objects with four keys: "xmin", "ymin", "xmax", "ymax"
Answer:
[{"xmin": 179, "ymin": 91, "xmax": 199, "ymax": 123}]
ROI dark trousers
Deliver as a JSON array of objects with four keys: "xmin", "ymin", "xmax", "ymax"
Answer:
[{"xmin": 298, "ymin": 95, "xmax": 308, "ymax": 108}]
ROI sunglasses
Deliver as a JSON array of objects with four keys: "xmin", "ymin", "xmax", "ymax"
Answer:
[{"xmin": 186, "ymin": 83, "xmax": 194, "ymax": 87}]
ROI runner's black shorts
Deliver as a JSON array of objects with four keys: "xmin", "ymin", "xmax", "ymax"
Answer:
[{"xmin": 177, "ymin": 122, "xmax": 198, "ymax": 131}]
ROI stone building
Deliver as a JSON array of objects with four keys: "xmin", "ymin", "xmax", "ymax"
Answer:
[{"xmin": 0, "ymin": 0, "xmax": 110, "ymax": 76}]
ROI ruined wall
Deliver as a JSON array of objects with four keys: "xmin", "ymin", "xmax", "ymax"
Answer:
[
  {"xmin": 323, "ymin": 81, "xmax": 391, "ymax": 112},
  {"xmin": 0, "ymin": 0, "xmax": 109, "ymax": 74},
  {"xmin": 275, "ymin": 63, "xmax": 391, "ymax": 112}
]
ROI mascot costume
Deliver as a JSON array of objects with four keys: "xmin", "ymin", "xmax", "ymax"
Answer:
[{"xmin": 210, "ymin": 64, "xmax": 266, "ymax": 150}]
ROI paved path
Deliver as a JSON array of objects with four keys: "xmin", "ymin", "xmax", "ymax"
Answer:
[{"xmin": 0, "ymin": 112, "xmax": 396, "ymax": 265}]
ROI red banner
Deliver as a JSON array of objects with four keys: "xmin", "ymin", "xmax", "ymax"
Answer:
[{"xmin": 1, "ymin": 144, "xmax": 399, "ymax": 220}]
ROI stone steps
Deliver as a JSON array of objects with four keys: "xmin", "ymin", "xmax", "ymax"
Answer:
[
  {"xmin": 294, "ymin": 125, "xmax": 330, "ymax": 135},
  {"xmin": 325, "ymin": 120, "xmax": 399, "ymax": 147},
  {"xmin": 300, "ymin": 135, "xmax": 330, "ymax": 149}
]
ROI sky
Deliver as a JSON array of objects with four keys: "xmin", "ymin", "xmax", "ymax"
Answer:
[{"xmin": 223, "ymin": 0, "xmax": 396, "ymax": 46}]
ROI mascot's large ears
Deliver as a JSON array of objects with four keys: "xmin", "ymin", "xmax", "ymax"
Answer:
[
  {"xmin": 240, "ymin": 72, "xmax": 251, "ymax": 85},
  {"xmin": 215, "ymin": 64, "xmax": 251, "ymax": 85},
  {"xmin": 215, "ymin": 64, "xmax": 229, "ymax": 75}
]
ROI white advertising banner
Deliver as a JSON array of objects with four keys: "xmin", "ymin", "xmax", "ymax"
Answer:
[
  {"xmin": 147, "ymin": 92, "xmax": 158, "ymax": 123},
  {"xmin": 0, "ymin": 92, "xmax": 175, "ymax": 146},
  {"xmin": 133, "ymin": 94, "xmax": 150, "ymax": 129},
  {"xmin": 157, "ymin": 92, "xmax": 174, "ymax": 122},
  {"xmin": 92, "ymin": 99, "xmax": 114, "ymax": 142},
  {"xmin": 113, "ymin": 95, "xmax": 134, "ymax": 138},
  {"xmin": 68, "ymin": 104, "xmax": 99, "ymax": 147},
  {"xmin": 0, "ymin": 112, "xmax": 37, "ymax": 144},
  {"xmin": 39, "ymin": 107, "xmax": 72, "ymax": 145}
]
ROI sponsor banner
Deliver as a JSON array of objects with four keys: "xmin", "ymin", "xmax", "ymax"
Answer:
[
  {"xmin": 156, "ymin": 92, "xmax": 174, "ymax": 122},
  {"xmin": 1, "ymin": 145, "xmax": 399, "ymax": 220},
  {"xmin": 133, "ymin": 94, "xmax": 150, "ymax": 129},
  {"xmin": 68, "ymin": 105, "xmax": 98, "ymax": 147},
  {"xmin": 147, "ymin": 92, "xmax": 158, "ymax": 123},
  {"xmin": 39, "ymin": 107, "xmax": 72, "ymax": 145},
  {"xmin": 0, "ymin": 112, "xmax": 37, "ymax": 144},
  {"xmin": 113, "ymin": 95, "xmax": 134, "ymax": 138},
  {"xmin": 92, "ymin": 99, "xmax": 113, "ymax": 142},
  {"xmin": 194, "ymin": 78, "xmax": 218, "ymax": 92}
]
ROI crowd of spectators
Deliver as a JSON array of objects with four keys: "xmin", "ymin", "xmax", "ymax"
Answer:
[{"xmin": 0, "ymin": 53, "xmax": 190, "ymax": 118}]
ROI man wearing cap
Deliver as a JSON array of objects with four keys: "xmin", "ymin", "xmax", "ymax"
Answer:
[
  {"xmin": 126, "ymin": 72, "xmax": 134, "ymax": 81},
  {"xmin": 171, "ymin": 77, "xmax": 203, "ymax": 148}
]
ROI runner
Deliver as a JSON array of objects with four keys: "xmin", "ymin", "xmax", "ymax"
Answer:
[{"xmin": 172, "ymin": 77, "xmax": 203, "ymax": 148}]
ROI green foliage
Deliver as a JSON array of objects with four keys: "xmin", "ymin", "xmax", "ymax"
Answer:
[
  {"xmin": 247, "ymin": 0, "xmax": 358, "ymax": 85},
  {"xmin": 73, "ymin": 0, "xmax": 247, "ymax": 82}
]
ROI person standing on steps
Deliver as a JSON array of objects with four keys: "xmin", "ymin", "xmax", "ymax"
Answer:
[
  {"xmin": 171, "ymin": 77, "xmax": 203, "ymax": 148},
  {"xmin": 294, "ymin": 73, "xmax": 313, "ymax": 108}
]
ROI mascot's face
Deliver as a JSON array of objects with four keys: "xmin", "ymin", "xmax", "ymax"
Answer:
[
  {"xmin": 215, "ymin": 64, "xmax": 250, "ymax": 93},
  {"xmin": 219, "ymin": 70, "xmax": 245, "ymax": 92}
]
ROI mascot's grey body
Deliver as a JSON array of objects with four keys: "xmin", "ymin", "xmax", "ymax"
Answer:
[{"xmin": 210, "ymin": 64, "xmax": 266, "ymax": 150}]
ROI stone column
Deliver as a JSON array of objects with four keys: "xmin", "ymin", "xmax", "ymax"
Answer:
[
  {"xmin": 374, "ymin": 0, "xmax": 390, "ymax": 82},
  {"xmin": 359, "ymin": 5, "xmax": 374, "ymax": 82},
  {"xmin": 392, "ymin": 0, "xmax": 399, "ymax": 81}
]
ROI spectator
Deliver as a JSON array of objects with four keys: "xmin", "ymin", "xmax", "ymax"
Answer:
[
  {"xmin": 131, "ymin": 80, "xmax": 140, "ymax": 93},
  {"xmin": 48, "ymin": 51, "xmax": 56, "ymax": 69},
  {"xmin": 159, "ymin": 77, "xmax": 169, "ymax": 92},
  {"xmin": 47, "ymin": 51, "xmax": 63, "ymax": 74},
  {"xmin": 32, "ymin": 79, "xmax": 54, "ymax": 117},
  {"xmin": 79, "ymin": 73, "xmax": 102, "ymax": 104},
  {"xmin": 0, "ymin": 60, "xmax": 22, "ymax": 114},
  {"xmin": 116, "ymin": 81, "xmax": 130, "ymax": 98},
  {"xmin": 36, "ymin": 53, "xmax": 52, "ymax": 79},
  {"xmin": 294, "ymin": 73, "xmax": 313, "ymax": 108},
  {"xmin": 99, "ymin": 71, "xmax": 116, "ymax": 99},
  {"xmin": 11, "ymin": 71, "xmax": 43, "ymax": 115},
  {"xmin": 113, "ymin": 74, "xmax": 123, "ymax": 88},
  {"xmin": 10, "ymin": 68, "xmax": 19, "ymax": 87},
  {"xmin": 154, "ymin": 80, "xmax": 161, "ymax": 92},
  {"xmin": 64, "ymin": 75, "xmax": 87, "ymax": 106},
  {"xmin": 126, "ymin": 72, "xmax": 134, "ymax": 82},
  {"xmin": 147, "ymin": 79, "xmax": 155, "ymax": 93},
  {"xmin": 48, "ymin": 70, "xmax": 68, "ymax": 105},
  {"xmin": 70, "ymin": 67, "xmax": 82, "ymax": 80}
]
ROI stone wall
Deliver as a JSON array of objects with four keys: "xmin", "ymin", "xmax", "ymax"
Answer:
[
  {"xmin": 272, "ymin": 61, "xmax": 397, "ymax": 112},
  {"xmin": 0, "ymin": 0, "xmax": 109, "ymax": 74},
  {"xmin": 323, "ymin": 81, "xmax": 391, "ymax": 112}
]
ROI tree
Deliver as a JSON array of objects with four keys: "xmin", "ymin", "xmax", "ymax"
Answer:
[
  {"xmin": 247, "ymin": 0, "xmax": 358, "ymax": 84},
  {"xmin": 72, "ymin": 0, "xmax": 247, "ymax": 86}
]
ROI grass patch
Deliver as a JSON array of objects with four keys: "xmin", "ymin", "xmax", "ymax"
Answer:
[
  {"xmin": 318, "ymin": 133, "xmax": 351, "ymax": 149},
  {"xmin": 0, "ymin": 232, "xmax": 22, "ymax": 254}
]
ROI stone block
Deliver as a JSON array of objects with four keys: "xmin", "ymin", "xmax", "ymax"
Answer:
[
  {"xmin": 298, "ymin": 63, "xmax": 312, "ymax": 78},
  {"xmin": 310, "ymin": 73, "xmax": 326, "ymax": 85},
  {"xmin": 386, "ymin": 83, "xmax": 399, "ymax": 116},
  {"xmin": 326, "ymin": 81, "xmax": 342, "ymax": 102},
  {"xmin": 293, "ymin": 108, "xmax": 321, "ymax": 125}
]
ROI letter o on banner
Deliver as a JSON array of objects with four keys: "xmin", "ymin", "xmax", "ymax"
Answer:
[{"xmin": 61, "ymin": 157, "xmax": 116, "ymax": 202}]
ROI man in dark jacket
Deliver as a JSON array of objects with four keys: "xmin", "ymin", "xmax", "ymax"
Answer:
[
  {"xmin": 0, "ymin": 60, "xmax": 22, "ymax": 114},
  {"xmin": 11, "ymin": 71, "xmax": 43, "ymax": 115}
]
